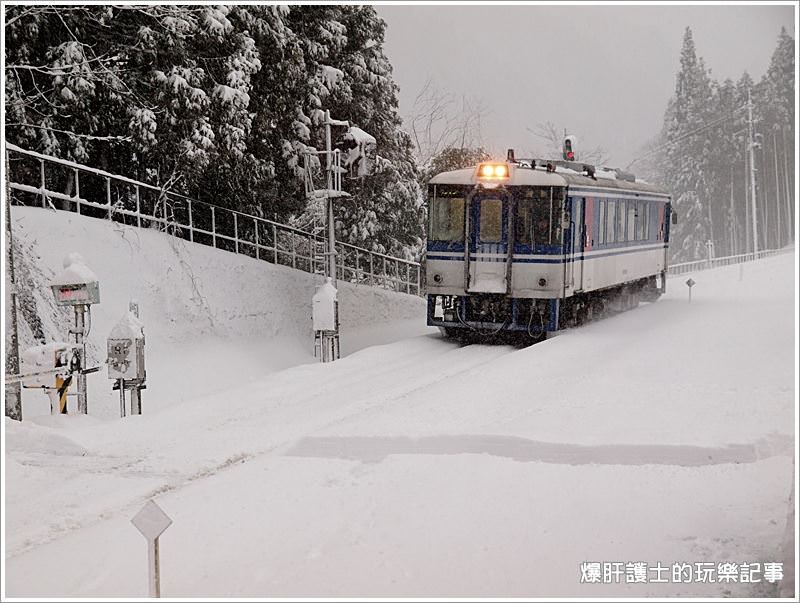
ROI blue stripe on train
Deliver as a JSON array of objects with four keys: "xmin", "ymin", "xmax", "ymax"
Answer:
[{"xmin": 427, "ymin": 244, "xmax": 667, "ymax": 264}]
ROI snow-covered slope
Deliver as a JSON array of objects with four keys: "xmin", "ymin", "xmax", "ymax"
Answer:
[
  {"xmin": 8, "ymin": 206, "xmax": 430, "ymax": 418},
  {"xmin": 4, "ymin": 243, "xmax": 795, "ymax": 597}
]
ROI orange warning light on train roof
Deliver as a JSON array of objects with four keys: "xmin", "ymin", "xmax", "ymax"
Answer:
[{"xmin": 478, "ymin": 163, "xmax": 509, "ymax": 179}]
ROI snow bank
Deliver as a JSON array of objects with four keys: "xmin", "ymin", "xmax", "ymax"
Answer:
[
  {"xmin": 5, "ymin": 417, "xmax": 88, "ymax": 456},
  {"xmin": 9, "ymin": 206, "xmax": 429, "ymax": 419}
]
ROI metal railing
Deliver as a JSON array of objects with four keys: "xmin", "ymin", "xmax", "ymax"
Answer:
[
  {"xmin": 668, "ymin": 248, "xmax": 786, "ymax": 276},
  {"xmin": 5, "ymin": 144, "xmax": 421, "ymax": 295}
]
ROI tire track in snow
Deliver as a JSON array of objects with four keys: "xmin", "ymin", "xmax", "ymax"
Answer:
[{"xmin": 6, "ymin": 338, "xmax": 518, "ymax": 558}]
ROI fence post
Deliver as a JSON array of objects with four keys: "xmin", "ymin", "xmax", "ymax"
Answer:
[
  {"xmin": 135, "ymin": 186, "xmax": 141, "ymax": 229},
  {"xmin": 416, "ymin": 264, "xmax": 421, "ymax": 296},
  {"xmin": 187, "ymin": 199, "xmax": 193, "ymax": 242},
  {"xmin": 234, "ymin": 212, "xmax": 239, "ymax": 254},
  {"xmin": 211, "ymin": 206, "xmax": 216, "ymax": 248},
  {"xmin": 255, "ymin": 218, "xmax": 260, "ymax": 260},
  {"xmin": 74, "ymin": 168, "xmax": 81, "ymax": 215},
  {"xmin": 369, "ymin": 254, "xmax": 375, "ymax": 286},
  {"xmin": 406, "ymin": 262, "xmax": 410, "ymax": 294},
  {"xmin": 291, "ymin": 233, "xmax": 296, "ymax": 269},
  {"xmin": 39, "ymin": 159, "xmax": 46, "ymax": 208},
  {"xmin": 383, "ymin": 257, "xmax": 387, "ymax": 289},
  {"xmin": 396, "ymin": 259, "xmax": 400, "ymax": 292},
  {"xmin": 272, "ymin": 223, "xmax": 278, "ymax": 264},
  {"xmin": 106, "ymin": 177, "xmax": 112, "ymax": 219}
]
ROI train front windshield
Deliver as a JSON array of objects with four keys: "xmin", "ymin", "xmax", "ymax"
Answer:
[
  {"xmin": 428, "ymin": 184, "xmax": 564, "ymax": 248},
  {"xmin": 428, "ymin": 185, "xmax": 466, "ymax": 242}
]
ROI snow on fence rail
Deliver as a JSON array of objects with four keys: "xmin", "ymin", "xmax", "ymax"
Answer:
[
  {"xmin": 667, "ymin": 248, "xmax": 785, "ymax": 276},
  {"xmin": 5, "ymin": 144, "xmax": 421, "ymax": 296}
]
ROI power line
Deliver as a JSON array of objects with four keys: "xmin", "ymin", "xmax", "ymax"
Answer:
[{"xmin": 626, "ymin": 105, "xmax": 747, "ymax": 170}]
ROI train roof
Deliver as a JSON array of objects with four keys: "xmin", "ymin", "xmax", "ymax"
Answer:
[{"xmin": 429, "ymin": 165, "xmax": 671, "ymax": 199}]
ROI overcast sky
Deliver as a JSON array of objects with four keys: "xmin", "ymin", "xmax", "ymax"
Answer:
[{"xmin": 377, "ymin": 3, "xmax": 795, "ymax": 169}]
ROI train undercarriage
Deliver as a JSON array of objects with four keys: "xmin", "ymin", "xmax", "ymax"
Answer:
[{"xmin": 429, "ymin": 274, "xmax": 664, "ymax": 343}]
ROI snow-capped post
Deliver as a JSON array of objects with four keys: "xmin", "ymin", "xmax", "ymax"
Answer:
[
  {"xmin": 131, "ymin": 500, "xmax": 172, "ymax": 598},
  {"xmin": 50, "ymin": 253, "xmax": 100, "ymax": 414},
  {"xmin": 685, "ymin": 277, "xmax": 696, "ymax": 303},
  {"xmin": 313, "ymin": 277, "xmax": 339, "ymax": 362},
  {"xmin": 107, "ymin": 303, "xmax": 146, "ymax": 417}
]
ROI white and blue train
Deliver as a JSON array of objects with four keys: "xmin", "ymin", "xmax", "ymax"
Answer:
[{"xmin": 424, "ymin": 151, "xmax": 675, "ymax": 339}]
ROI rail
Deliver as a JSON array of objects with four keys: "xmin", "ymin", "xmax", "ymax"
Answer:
[
  {"xmin": 5, "ymin": 144, "xmax": 421, "ymax": 296},
  {"xmin": 667, "ymin": 248, "xmax": 786, "ymax": 276}
]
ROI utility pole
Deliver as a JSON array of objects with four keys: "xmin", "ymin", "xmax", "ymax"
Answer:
[
  {"xmin": 729, "ymin": 164, "xmax": 736, "ymax": 255},
  {"xmin": 324, "ymin": 110, "xmax": 337, "ymax": 287},
  {"xmin": 4, "ymin": 149, "xmax": 22, "ymax": 421},
  {"xmin": 747, "ymin": 88, "xmax": 759, "ymax": 254},
  {"xmin": 781, "ymin": 125, "xmax": 793, "ymax": 243},
  {"xmin": 744, "ymin": 137, "xmax": 751, "ymax": 253},
  {"xmin": 773, "ymin": 132, "xmax": 782, "ymax": 248}
]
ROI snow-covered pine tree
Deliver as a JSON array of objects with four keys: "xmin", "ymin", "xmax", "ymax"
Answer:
[
  {"xmin": 659, "ymin": 27, "xmax": 716, "ymax": 262},
  {"xmin": 755, "ymin": 27, "xmax": 795, "ymax": 248},
  {"xmin": 5, "ymin": 6, "xmax": 425, "ymax": 259}
]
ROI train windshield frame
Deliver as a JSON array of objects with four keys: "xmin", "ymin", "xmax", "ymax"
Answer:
[
  {"xmin": 513, "ymin": 186, "xmax": 565, "ymax": 247},
  {"xmin": 428, "ymin": 185, "xmax": 466, "ymax": 242}
]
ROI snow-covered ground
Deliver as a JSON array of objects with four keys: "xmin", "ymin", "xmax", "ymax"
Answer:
[{"xmin": 3, "ymin": 207, "xmax": 796, "ymax": 597}]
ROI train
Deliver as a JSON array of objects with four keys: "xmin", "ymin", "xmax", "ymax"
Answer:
[{"xmin": 424, "ymin": 148, "xmax": 675, "ymax": 339}]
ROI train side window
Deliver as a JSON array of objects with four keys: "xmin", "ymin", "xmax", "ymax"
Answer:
[
  {"xmin": 626, "ymin": 201, "xmax": 636, "ymax": 242},
  {"xmin": 607, "ymin": 200, "xmax": 616, "ymax": 243},
  {"xmin": 599, "ymin": 200, "xmax": 606, "ymax": 245},
  {"xmin": 644, "ymin": 203, "xmax": 651, "ymax": 240},
  {"xmin": 616, "ymin": 200, "xmax": 626, "ymax": 243},
  {"xmin": 429, "ymin": 195, "xmax": 465, "ymax": 241}
]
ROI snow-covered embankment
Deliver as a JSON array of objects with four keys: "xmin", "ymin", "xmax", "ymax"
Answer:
[{"xmin": 8, "ymin": 206, "xmax": 430, "ymax": 419}]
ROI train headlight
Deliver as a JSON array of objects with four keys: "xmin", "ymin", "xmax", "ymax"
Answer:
[{"xmin": 478, "ymin": 163, "xmax": 509, "ymax": 180}]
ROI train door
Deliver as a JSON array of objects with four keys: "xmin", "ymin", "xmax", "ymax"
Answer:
[
  {"xmin": 571, "ymin": 197, "xmax": 585, "ymax": 291},
  {"xmin": 467, "ymin": 191, "xmax": 510, "ymax": 293}
]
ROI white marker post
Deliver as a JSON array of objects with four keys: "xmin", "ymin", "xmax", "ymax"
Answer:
[
  {"xmin": 131, "ymin": 500, "xmax": 172, "ymax": 597},
  {"xmin": 685, "ymin": 277, "xmax": 696, "ymax": 303}
]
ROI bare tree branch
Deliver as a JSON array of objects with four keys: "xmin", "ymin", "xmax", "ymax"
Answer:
[{"xmin": 408, "ymin": 78, "xmax": 488, "ymax": 167}]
